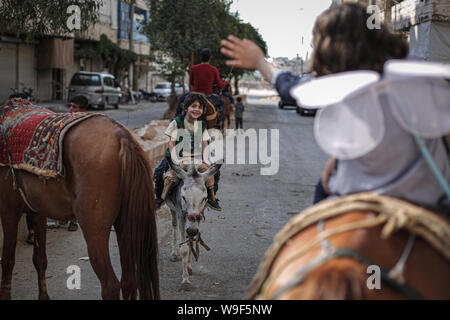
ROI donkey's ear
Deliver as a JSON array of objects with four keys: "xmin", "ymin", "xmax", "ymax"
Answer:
[
  {"xmin": 168, "ymin": 158, "xmax": 188, "ymax": 180},
  {"xmin": 199, "ymin": 163, "xmax": 222, "ymax": 181}
]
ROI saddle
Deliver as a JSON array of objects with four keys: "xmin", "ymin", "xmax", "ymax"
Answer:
[
  {"xmin": 247, "ymin": 192, "xmax": 450, "ymax": 299},
  {"xmin": 0, "ymin": 98, "xmax": 97, "ymax": 177}
]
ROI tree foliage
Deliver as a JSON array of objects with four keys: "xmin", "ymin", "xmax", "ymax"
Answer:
[
  {"xmin": 0, "ymin": 0, "xmax": 100, "ymax": 38},
  {"xmin": 144, "ymin": 0, "xmax": 267, "ymax": 92}
]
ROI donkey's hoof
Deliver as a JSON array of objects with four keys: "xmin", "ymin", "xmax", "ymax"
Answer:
[
  {"xmin": 170, "ymin": 255, "xmax": 180, "ymax": 262},
  {"xmin": 188, "ymin": 267, "xmax": 193, "ymax": 275},
  {"xmin": 182, "ymin": 282, "xmax": 192, "ymax": 291}
]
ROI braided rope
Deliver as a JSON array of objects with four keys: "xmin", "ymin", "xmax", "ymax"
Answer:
[{"xmin": 246, "ymin": 193, "xmax": 450, "ymax": 299}]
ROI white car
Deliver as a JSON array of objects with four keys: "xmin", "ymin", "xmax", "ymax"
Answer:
[
  {"xmin": 152, "ymin": 82, "xmax": 186, "ymax": 100},
  {"xmin": 68, "ymin": 72, "xmax": 121, "ymax": 109}
]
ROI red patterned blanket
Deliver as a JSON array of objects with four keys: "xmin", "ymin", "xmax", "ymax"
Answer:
[{"xmin": 0, "ymin": 98, "xmax": 96, "ymax": 177}]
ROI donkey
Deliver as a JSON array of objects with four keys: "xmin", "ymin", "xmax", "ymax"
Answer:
[{"xmin": 164, "ymin": 159, "xmax": 221, "ymax": 291}]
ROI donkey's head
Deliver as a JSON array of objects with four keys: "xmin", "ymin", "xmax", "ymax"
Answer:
[{"xmin": 169, "ymin": 160, "xmax": 221, "ymax": 238}]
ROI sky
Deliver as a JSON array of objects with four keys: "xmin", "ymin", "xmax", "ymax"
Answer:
[{"xmin": 229, "ymin": 0, "xmax": 333, "ymax": 60}]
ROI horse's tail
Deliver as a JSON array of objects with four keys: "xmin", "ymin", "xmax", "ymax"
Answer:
[
  {"xmin": 283, "ymin": 259, "xmax": 367, "ymax": 300},
  {"xmin": 116, "ymin": 129, "xmax": 160, "ymax": 300}
]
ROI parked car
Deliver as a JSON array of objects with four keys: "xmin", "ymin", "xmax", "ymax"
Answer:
[
  {"xmin": 278, "ymin": 73, "xmax": 317, "ymax": 116},
  {"xmin": 68, "ymin": 72, "xmax": 121, "ymax": 110},
  {"xmin": 152, "ymin": 82, "xmax": 187, "ymax": 101}
]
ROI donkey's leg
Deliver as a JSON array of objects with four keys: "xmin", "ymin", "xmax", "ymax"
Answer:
[
  {"xmin": 178, "ymin": 214, "xmax": 191, "ymax": 291},
  {"xmin": 31, "ymin": 213, "xmax": 50, "ymax": 300},
  {"xmin": 0, "ymin": 210, "xmax": 21, "ymax": 300},
  {"xmin": 170, "ymin": 209, "xmax": 180, "ymax": 262}
]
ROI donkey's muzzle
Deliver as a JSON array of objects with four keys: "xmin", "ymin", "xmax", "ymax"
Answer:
[{"xmin": 186, "ymin": 227, "xmax": 198, "ymax": 238}]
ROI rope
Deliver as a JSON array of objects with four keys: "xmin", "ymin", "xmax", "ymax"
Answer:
[
  {"xmin": 179, "ymin": 231, "xmax": 210, "ymax": 262},
  {"xmin": 247, "ymin": 193, "xmax": 450, "ymax": 299},
  {"xmin": 259, "ymin": 214, "xmax": 388, "ymax": 297}
]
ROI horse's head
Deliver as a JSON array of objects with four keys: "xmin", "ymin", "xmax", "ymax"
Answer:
[{"xmin": 169, "ymin": 159, "xmax": 221, "ymax": 238}]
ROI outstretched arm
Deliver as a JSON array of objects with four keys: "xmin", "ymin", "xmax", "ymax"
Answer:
[{"xmin": 221, "ymin": 35, "xmax": 278, "ymax": 83}]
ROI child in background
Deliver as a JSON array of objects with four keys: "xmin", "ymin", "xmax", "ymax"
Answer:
[{"xmin": 234, "ymin": 96, "xmax": 245, "ymax": 132}]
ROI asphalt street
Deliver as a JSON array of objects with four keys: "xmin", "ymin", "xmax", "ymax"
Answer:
[{"xmin": 7, "ymin": 96, "xmax": 329, "ymax": 300}]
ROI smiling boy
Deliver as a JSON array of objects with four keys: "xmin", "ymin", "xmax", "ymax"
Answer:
[{"xmin": 154, "ymin": 92, "xmax": 222, "ymax": 211}]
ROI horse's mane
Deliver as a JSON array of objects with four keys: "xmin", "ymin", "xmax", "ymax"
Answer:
[{"xmin": 283, "ymin": 259, "xmax": 367, "ymax": 299}]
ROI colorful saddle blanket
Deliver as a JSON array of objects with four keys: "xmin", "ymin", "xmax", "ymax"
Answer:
[{"xmin": 0, "ymin": 98, "xmax": 96, "ymax": 177}]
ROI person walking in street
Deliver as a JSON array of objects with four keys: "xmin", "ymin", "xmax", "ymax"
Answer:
[{"xmin": 234, "ymin": 96, "xmax": 245, "ymax": 132}]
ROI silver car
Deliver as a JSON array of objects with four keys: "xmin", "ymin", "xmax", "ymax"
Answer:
[
  {"xmin": 68, "ymin": 72, "xmax": 121, "ymax": 109},
  {"xmin": 152, "ymin": 82, "xmax": 187, "ymax": 101}
]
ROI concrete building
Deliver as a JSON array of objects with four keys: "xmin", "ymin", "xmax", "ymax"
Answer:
[
  {"xmin": 0, "ymin": 0, "xmax": 160, "ymax": 103},
  {"xmin": 338, "ymin": 0, "xmax": 450, "ymax": 62},
  {"xmin": 272, "ymin": 55, "xmax": 306, "ymax": 75}
]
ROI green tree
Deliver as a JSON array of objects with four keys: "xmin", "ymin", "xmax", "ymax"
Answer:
[
  {"xmin": 145, "ymin": 0, "xmax": 267, "ymax": 95},
  {"xmin": 0, "ymin": 0, "xmax": 101, "ymax": 38},
  {"xmin": 145, "ymin": 0, "xmax": 229, "ymax": 92}
]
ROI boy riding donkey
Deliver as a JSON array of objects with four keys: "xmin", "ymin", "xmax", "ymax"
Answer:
[
  {"xmin": 154, "ymin": 92, "xmax": 222, "ymax": 211},
  {"xmin": 157, "ymin": 48, "xmax": 229, "ymax": 210}
]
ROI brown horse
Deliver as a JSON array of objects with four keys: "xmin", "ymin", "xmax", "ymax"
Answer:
[
  {"xmin": 220, "ymin": 94, "xmax": 233, "ymax": 131},
  {"xmin": 248, "ymin": 194, "xmax": 450, "ymax": 300},
  {"xmin": 0, "ymin": 115, "xmax": 160, "ymax": 300}
]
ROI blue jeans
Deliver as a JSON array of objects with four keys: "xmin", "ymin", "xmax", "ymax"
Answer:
[
  {"xmin": 313, "ymin": 179, "xmax": 329, "ymax": 204},
  {"xmin": 235, "ymin": 117, "xmax": 243, "ymax": 129},
  {"xmin": 154, "ymin": 158, "xmax": 170, "ymax": 200}
]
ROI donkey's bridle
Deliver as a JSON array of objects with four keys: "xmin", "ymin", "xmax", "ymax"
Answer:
[{"xmin": 179, "ymin": 210, "xmax": 210, "ymax": 261}]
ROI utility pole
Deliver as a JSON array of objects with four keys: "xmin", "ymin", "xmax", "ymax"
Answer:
[{"xmin": 129, "ymin": 1, "xmax": 135, "ymax": 90}]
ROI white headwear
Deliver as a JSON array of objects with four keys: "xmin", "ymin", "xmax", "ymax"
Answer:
[{"xmin": 289, "ymin": 60, "xmax": 450, "ymax": 159}]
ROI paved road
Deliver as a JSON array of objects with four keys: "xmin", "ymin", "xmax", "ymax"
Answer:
[{"xmin": 8, "ymin": 96, "xmax": 329, "ymax": 300}]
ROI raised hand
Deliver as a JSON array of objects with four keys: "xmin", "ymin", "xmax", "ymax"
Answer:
[
  {"xmin": 221, "ymin": 35, "xmax": 277, "ymax": 82},
  {"xmin": 221, "ymin": 35, "xmax": 265, "ymax": 70}
]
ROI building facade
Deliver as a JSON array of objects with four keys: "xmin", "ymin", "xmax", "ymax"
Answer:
[
  {"xmin": 0, "ymin": 0, "xmax": 161, "ymax": 103},
  {"xmin": 338, "ymin": 0, "xmax": 450, "ymax": 62}
]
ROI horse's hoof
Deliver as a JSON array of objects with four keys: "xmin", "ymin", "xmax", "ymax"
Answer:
[
  {"xmin": 170, "ymin": 255, "xmax": 180, "ymax": 262},
  {"xmin": 0, "ymin": 292, "xmax": 11, "ymax": 300},
  {"xmin": 182, "ymin": 282, "xmax": 192, "ymax": 291},
  {"xmin": 38, "ymin": 293, "xmax": 50, "ymax": 300}
]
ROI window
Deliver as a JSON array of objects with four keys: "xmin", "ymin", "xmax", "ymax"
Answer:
[
  {"xmin": 71, "ymin": 74, "xmax": 101, "ymax": 86},
  {"xmin": 104, "ymin": 77, "xmax": 114, "ymax": 87}
]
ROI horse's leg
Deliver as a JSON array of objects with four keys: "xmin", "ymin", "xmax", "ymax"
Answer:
[
  {"xmin": 170, "ymin": 209, "xmax": 180, "ymax": 262},
  {"xmin": 0, "ymin": 208, "xmax": 22, "ymax": 300},
  {"xmin": 114, "ymin": 220, "xmax": 137, "ymax": 300},
  {"xmin": 178, "ymin": 214, "xmax": 191, "ymax": 291},
  {"xmin": 80, "ymin": 222, "xmax": 120, "ymax": 299},
  {"xmin": 74, "ymin": 196, "xmax": 120, "ymax": 299},
  {"xmin": 31, "ymin": 213, "xmax": 50, "ymax": 300}
]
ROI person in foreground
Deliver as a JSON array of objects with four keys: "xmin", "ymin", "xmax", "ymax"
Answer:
[{"xmin": 220, "ymin": 3, "xmax": 450, "ymax": 215}]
